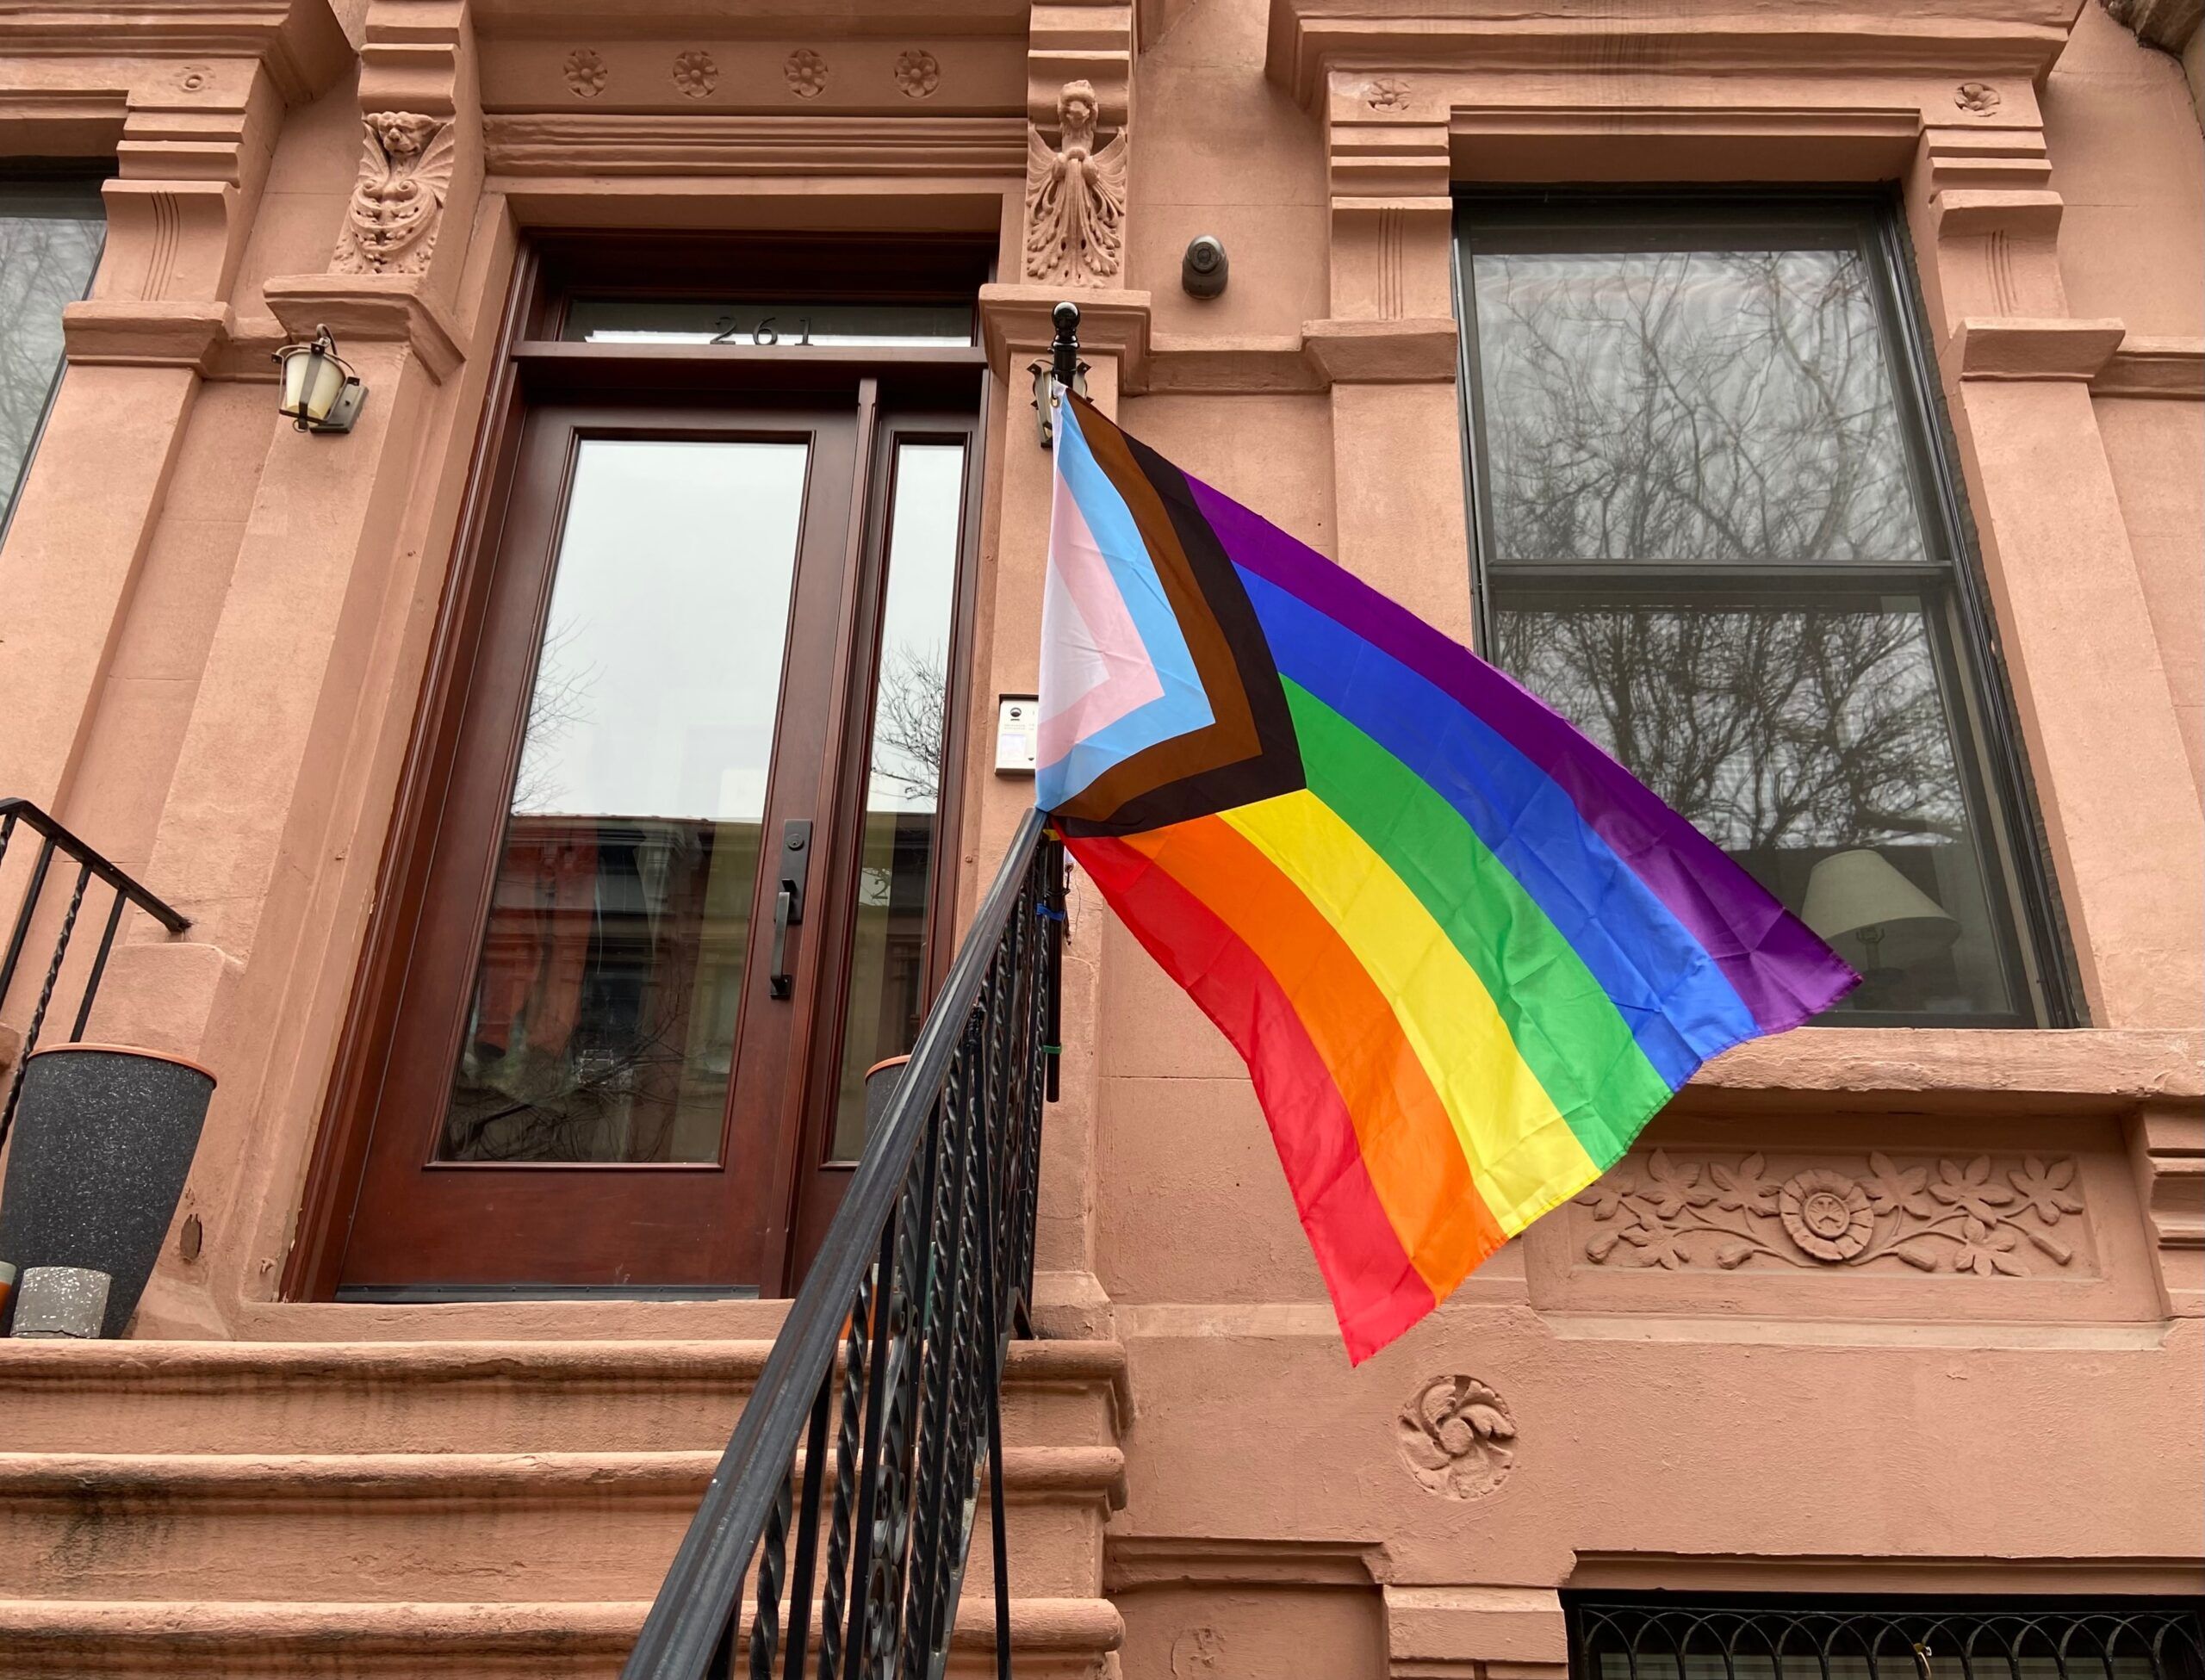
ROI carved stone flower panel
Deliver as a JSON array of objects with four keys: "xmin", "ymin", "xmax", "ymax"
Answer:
[
  {"xmin": 563, "ymin": 48, "xmax": 607, "ymax": 98},
  {"xmin": 1397, "ymin": 1374, "xmax": 1516, "ymax": 1500},
  {"xmin": 672, "ymin": 50, "xmax": 718, "ymax": 99},
  {"xmin": 1575, "ymin": 1149, "xmax": 2093, "ymax": 1277},
  {"xmin": 1780, "ymin": 1169, "xmax": 1874, "ymax": 1261},
  {"xmin": 1955, "ymin": 81, "xmax": 2003, "ymax": 114},
  {"xmin": 784, "ymin": 48, "xmax": 828, "ymax": 98},
  {"xmin": 896, "ymin": 48, "xmax": 941, "ymax": 99}
]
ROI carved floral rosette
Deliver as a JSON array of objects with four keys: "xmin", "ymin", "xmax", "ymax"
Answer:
[
  {"xmin": 1576, "ymin": 1150, "xmax": 2088, "ymax": 1276},
  {"xmin": 1397, "ymin": 1374, "xmax": 1516, "ymax": 1499}
]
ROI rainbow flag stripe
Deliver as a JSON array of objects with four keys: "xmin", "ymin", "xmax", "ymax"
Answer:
[{"xmin": 1038, "ymin": 394, "xmax": 1856, "ymax": 1361}]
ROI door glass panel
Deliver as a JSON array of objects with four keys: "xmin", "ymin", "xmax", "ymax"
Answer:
[
  {"xmin": 563, "ymin": 299, "xmax": 973, "ymax": 347},
  {"xmin": 1493, "ymin": 588, "xmax": 2018, "ymax": 1019},
  {"xmin": 1468, "ymin": 246, "xmax": 1929, "ymax": 565},
  {"xmin": 829, "ymin": 443, "xmax": 966, "ymax": 1159},
  {"xmin": 438, "ymin": 438, "xmax": 809, "ymax": 1162}
]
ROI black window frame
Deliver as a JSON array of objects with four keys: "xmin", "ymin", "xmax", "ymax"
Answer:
[
  {"xmin": 0, "ymin": 164, "xmax": 109, "ymax": 550},
  {"xmin": 1451, "ymin": 189, "xmax": 2081, "ymax": 1030},
  {"xmin": 1567, "ymin": 1594, "xmax": 2205, "ymax": 1680}
]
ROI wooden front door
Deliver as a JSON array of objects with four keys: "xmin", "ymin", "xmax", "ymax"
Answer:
[{"xmin": 306, "ymin": 241, "xmax": 991, "ymax": 1299}]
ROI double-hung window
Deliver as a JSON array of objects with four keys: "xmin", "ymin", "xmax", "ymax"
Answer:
[
  {"xmin": 1456, "ymin": 198, "xmax": 2070, "ymax": 1026},
  {"xmin": 0, "ymin": 176, "xmax": 105, "ymax": 543}
]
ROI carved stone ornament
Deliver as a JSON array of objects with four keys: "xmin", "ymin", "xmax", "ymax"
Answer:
[
  {"xmin": 1954, "ymin": 81, "xmax": 2003, "ymax": 114},
  {"xmin": 332, "ymin": 113, "xmax": 457, "ymax": 276},
  {"xmin": 1366, "ymin": 77, "xmax": 1412, "ymax": 111},
  {"xmin": 1576, "ymin": 1150, "xmax": 2086, "ymax": 1276},
  {"xmin": 1397, "ymin": 1374, "xmax": 1516, "ymax": 1500},
  {"xmin": 672, "ymin": 50, "xmax": 718, "ymax": 98},
  {"xmin": 564, "ymin": 48, "xmax": 607, "ymax": 98},
  {"xmin": 1024, "ymin": 80, "xmax": 1129, "ymax": 287},
  {"xmin": 785, "ymin": 48, "xmax": 828, "ymax": 98},
  {"xmin": 177, "ymin": 64, "xmax": 213, "ymax": 94},
  {"xmin": 896, "ymin": 48, "xmax": 941, "ymax": 99}
]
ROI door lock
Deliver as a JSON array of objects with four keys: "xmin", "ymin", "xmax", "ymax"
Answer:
[{"xmin": 768, "ymin": 818, "xmax": 812, "ymax": 999}]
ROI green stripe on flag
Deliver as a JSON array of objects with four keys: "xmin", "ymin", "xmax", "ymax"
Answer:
[{"xmin": 1283, "ymin": 679, "xmax": 1670, "ymax": 1165}]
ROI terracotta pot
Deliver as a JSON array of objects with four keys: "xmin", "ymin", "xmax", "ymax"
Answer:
[{"xmin": 0, "ymin": 1044, "xmax": 215, "ymax": 1337}]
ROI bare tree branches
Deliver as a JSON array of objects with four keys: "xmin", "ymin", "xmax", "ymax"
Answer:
[{"xmin": 870, "ymin": 639, "xmax": 947, "ymax": 807}]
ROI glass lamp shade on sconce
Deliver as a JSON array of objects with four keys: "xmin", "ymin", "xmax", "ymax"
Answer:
[
  {"xmin": 1801, "ymin": 847, "xmax": 1962, "ymax": 977},
  {"xmin": 274, "ymin": 325, "xmax": 366, "ymax": 433}
]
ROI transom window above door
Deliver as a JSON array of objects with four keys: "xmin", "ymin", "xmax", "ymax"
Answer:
[{"xmin": 1455, "ymin": 198, "xmax": 2074, "ymax": 1027}]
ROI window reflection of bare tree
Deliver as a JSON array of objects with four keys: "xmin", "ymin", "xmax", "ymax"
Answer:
[
  {"xmin": 1496, "ymin": 602, "xmax": 1966, "ymax": 858},
  {"xmin": 1476, "ymin": 247, "xmax": 1962, "ymax": 859},
  {"xmin": 870, "ymin": 639, "xmax": 947, "ymax": 805},
  {"xmin": 509, "ymin": 617, "xmax": 599, "ymax": 815},
  {"xmin": 0, "ymin": 212, "xmax": 105, "ymax": 527},
  {"xmin": 1475, "ymin": 249, "xmax": 1924, "ymax": 565},
  {"xmin": 443, "ymin": 1000, "xmax": 692, "ymax": 1162}
]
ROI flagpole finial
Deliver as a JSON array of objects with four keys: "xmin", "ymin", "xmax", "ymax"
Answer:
[
  {"xmin": 1034, "ymin": 301, "xmax": 1088, "ymax": 449},
  {"xmin": 1051, "ymin": 301, "xmax": 1082, "ymax": 387}
]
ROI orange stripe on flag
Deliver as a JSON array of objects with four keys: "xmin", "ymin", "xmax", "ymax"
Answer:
[{"xmin": 1118, "ymin": 817, "xmax": 1506, "ymax": 1298}]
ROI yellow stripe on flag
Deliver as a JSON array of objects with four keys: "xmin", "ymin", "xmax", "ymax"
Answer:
[{"xmin": 1219, "ymin": 789, "xmax": 1599, "ymax": 1231}]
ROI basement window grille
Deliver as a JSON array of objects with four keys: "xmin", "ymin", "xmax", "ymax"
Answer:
[{"xmin": 1569, "ymin": 1600, "xmax": 2205, "ymax": 1680}]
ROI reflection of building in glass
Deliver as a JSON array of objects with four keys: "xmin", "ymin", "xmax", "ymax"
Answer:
[
  {"xmin": 443, "ymin": 813, "xmax": 760, "ymax": 1164},
  {"xmin": 833, "ymin": 807, "xmax": 937, "ymax": 1160}
]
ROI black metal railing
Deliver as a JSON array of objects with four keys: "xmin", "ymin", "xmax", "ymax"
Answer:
[
  {"xmin": 0, "ymin": 798, "xmax": 189, "ymax": 1148},
  {"xmin": 1570, "ymin": 1600, "xmax": 2205, "ymax": 1680},
  {"xmin": 624, "ymin": 806, "xmax": 1065, "ymax": 1680}
]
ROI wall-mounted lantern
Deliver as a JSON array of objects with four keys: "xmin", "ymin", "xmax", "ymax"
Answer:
[{"xmin": 273, "ymin": 325, "xmax": 366, "ymax": 434}]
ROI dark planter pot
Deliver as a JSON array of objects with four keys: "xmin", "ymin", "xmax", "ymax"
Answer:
[
  {"xmin": 0, "ymin": 1044, "xmax": 215, "ymax": 1338},
  {"xmin": 864, "ymin": 1055, "xmax": 910, "ymax": 1140}
]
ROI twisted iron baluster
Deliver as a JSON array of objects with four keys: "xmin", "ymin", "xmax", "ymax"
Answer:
[
  {"xmin": 0, "ymin": 859, "xmax": 90, "ymax": 1147},
  {"xmin": 898, "ymin": 1029, "xmax": 978, "ymax": 1680},
  {"xmin": 861, "ymin": 1105, "xmax": 940, "ymax": 1677},
  {"xmin": 779, "ymin": 1374, "xmax": 834, "ymax": 1680},
  {"xmin": 748, "ymin": 1466, "xmax": 796, "ymax": 1678},
  {"xmin": 816, "ymin": 1265, "xmax": 874, "ymax": 1680}
]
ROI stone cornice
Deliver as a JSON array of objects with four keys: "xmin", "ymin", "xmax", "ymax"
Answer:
[
  {"xmin": 262, "ymin": 276, "xmax": 466, "ymax": 385},
  {"xmin": 978, "ymin": 294, "xmax": 1471, "ymax": 394},
  {"xmin": 979, "ymin": 284, "xmax": 1154, "ymax": 387},
  {"xmin": 483, "ymin": 112, "xmax": 1028, "ymax": 178},
  {"xmin": 467, "ymin": 0, "xmax": 1031, "ymax": 40},
  {"xmin": 2090, "ymin": 336, "xmax": 2205, "ymax": 400},
  {"xmin": 1949, "ymin": 316, "xmax": 2128, "ymax": 381},
  {"xmin": 1300, "ymin": 315, "xmax": 1457, "ymax": 383},
  {"xmin": 61, "ymin": 298, "xmax": 233, "ymax": 371},
  {"xmin": 1265, "ymin": 0, "xmax": 2080, "ymax": 110},
  {"xmin": 0, "ymin": 2, "xmax": 351, "ymax": 105}
]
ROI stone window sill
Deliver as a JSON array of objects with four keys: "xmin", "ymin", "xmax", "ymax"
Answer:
[{"xmin": 1690, "ymin": 1026, "xmax": 2201, "ymax": 1114}]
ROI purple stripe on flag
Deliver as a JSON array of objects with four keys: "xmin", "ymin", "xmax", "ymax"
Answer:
[{"xmin": 1189, "ymin": 477, "xmax": 1857, "ymax": 1035}]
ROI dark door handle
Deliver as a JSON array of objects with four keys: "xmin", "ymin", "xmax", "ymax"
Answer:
[{"xmin": 768, "ymin": 818, "xmax": 812, "ymax": 999}]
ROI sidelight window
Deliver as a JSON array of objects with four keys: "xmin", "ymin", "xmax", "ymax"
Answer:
[
  {"xmin": 0, "ymin": 177, "xmax": 104, "ymax": 542},
  {"xmin": 1455, "ymin": 199, "xmax": 2071, "ymax": 1026}
]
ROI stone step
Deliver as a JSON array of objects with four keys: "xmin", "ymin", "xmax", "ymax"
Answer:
[
  {"xmin": 0, "ymin": 1338, "xmax": 1127, "ymax": 1455},
  {"xmin": 0, "ymin": 1445, "xmax": 1125, "ymax": 1605},
  {"xmin": 0, "ymin": 1594, "xmax": 1122, "ymax": 1678}
]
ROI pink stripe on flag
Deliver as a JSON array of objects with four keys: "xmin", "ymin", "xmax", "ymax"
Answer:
[{"xmin": 1037, "ymin": 452, "xmax": 1165, "ymax": 766}]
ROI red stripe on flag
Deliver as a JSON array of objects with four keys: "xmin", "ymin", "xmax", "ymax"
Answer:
[{"xmin": 1069, "ymin": 832, "xmax": 1438, "ymax": 1362}]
